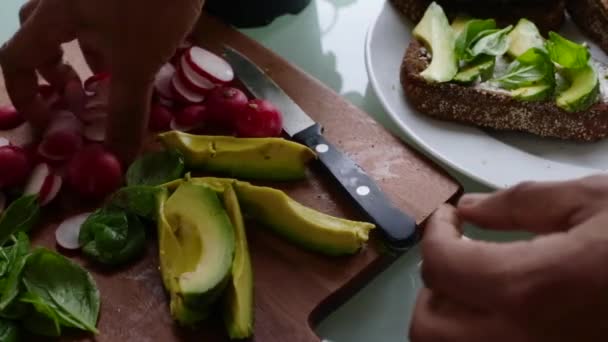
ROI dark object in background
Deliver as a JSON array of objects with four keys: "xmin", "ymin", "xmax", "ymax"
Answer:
[{"xmin": 205, "ymin": 0, "xmax": 312, "ymax": 28}]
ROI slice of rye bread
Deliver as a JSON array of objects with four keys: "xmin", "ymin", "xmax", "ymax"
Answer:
[
  {"xmin": 400, "ymin": 41, "xmax": 608, "ymax": 141},
  {"xmin": 390, "ymin": 0, "xmax": 566, "ymax": 33},
  {"xmin": 567, "ymin": 0, "xmax": 608, "ymax": 54}
]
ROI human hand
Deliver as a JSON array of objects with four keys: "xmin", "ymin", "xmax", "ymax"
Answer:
[
  {"xmin": 1, "ymin": 0, "xmax": 204, "ymax": 164},
  {"xmin": 410, "ymin": 175, "xmax": 608, "ymax": 342}
]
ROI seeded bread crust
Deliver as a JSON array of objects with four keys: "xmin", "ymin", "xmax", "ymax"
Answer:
[
  {"xmin": 567, "ymin": 0, "xmax": 608, "ymax": 55},
  {"xmin": 390, "ymin": 0, "xmax": 566, "ymax": 33},
  {"xmin": 400, "ymin": 41, "xmax": 608, "ymax": 141}
]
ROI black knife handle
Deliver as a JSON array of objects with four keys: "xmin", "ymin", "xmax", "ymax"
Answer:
[{"xmin": 294, "ymin": 124, "xmax": 419, "ymax": 250}]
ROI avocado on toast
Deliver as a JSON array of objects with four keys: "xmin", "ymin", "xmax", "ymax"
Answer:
[
  {"xmin": 390, "ymin": 0, "xmax": 565, "ymax": 33},
  {"xmin": 400, "ymin": 2, "xmax": 608, "ymax": 142}
]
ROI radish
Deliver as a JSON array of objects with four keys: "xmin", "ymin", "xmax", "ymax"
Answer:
[
  {"xmin": 174, "ymin": 105, "xmax": 207, "ymax": 127},
  {"xmin": 179, "ymin": 55, "xmax": 215, "ymax": 94},
  {"xmin": 169, "ymin": 119, "xmax": 197, "ymax": 132},
  {"xmin": 84, "ymin": 119, "xmax": 106, "ymax": 142},
  {"xmin": 155, "ymin": 63, "xmax": 176, "ymax": 100},
  {"xmin": 66, "ymin": 144, "xmax": 123, "ymax": 200},
  {"xmin": 55, "ymin": 212, "xmax": 92, "ymax": 250},
  {"xmin": 38, "ymin": 111, "xmax": 84, "ymax": 161},
  {"xmin": 84, "ymin": 72, "xmax": 111, "ymax": 96},
  {"xmin": 149, "ymin": 104, "xmax": 173, "ymax": 132},
  {"xmin": 0, "ymin": 192, "xmax": 5, "ymax": 214},
  {"xmin": 24, "ymin": 163, "xmax": 62, "ymax": 206},
  {"xmin": 235, "ymin": 99, "xmax": 284, "ymax": 138},
  {"xmin": 171, "ymin": 74, "xmax": 205, "ymax": 104},
  {"xmin": 158, "ymin": 97, "xmax": 174, "ymax": 108},
  {"xmin": 38, "ymin": 84, "xmax": 62, "ymax": 109},
  {"xmin": 80, "ymin": 107, "xmax": 108, "ymax": 123},
  {"xmin": 0, "ymin": 145, "xmax": 31, "ymax": 188},
  {"xmin": 206, "ymin": 86, "xmax": 249, "ymax": 129},
  {"xmin": 0, "ymin": 106, "xmax": 24, "ymax": 130},
  {"xmin": 85, "ymin": 91, "xmax": 109, "ymax": 110},
  {"xmin": 0, "ymin": 138, "xmax": 9, "ymax": 148},
  {"xmin": 184, "ymin": 46, "xmax": 234, "ymax": 84},
  {"xmin": 171, "ymin": 40, "xmax": 194, "ymax": 66}
]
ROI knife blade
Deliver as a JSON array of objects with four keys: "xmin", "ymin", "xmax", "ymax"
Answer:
[{"xmin": 223, "ymin": 46, "xmax": 418, "ymax": 251}]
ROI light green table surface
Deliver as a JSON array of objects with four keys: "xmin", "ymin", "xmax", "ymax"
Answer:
[{"xmin": 0, "ymin": 1, "xmax": 524, "ymax": 341}]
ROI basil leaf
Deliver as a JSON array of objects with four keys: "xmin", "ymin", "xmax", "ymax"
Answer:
[
  {"xmin": 0, "ymin": 318, "xmax": 18, "ymax": 342},
  {"xmin": 455, "ymin": 19, "xmax": 497, "ymax": 60},
  {"xmin": 493, "ymin": 48, "xmax": 555, "ymax": 90},
  {"xmin": 0, "ymin": 234, "xmax": 30, "ymax": 312},
  {"xmin": 79, "ymin": 209, "xmax": 146, "ymax": 265},
  {"xmin": 0, "ymin": 196, "xmax": 40, "ymax": 246},
  {"xmin": 126, "ymin": 149, "xmax": 185, "ymax": 187},
  {"xmin": 546, "ymin": 32, "xmax": 590, "ymax": 69},
  {"xmin": 469, "ymin": 26, "xmax": 513, "ymax": 58},
  {"xmin": 20, "ymin": 292, "xmax": 62, "ymax": 337},
  {"xmin": 109, "ymin": 186, "xmax": 162, "ymax": 221},
  {"xmin": 21, "ymin": 249, "xmax": 100, "ymax": 334}
]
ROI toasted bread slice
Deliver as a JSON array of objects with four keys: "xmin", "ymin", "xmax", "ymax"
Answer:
[
  {"xmin": 567, "ymin": 0, "xmax": 608, "ymax": 54},
  {"xmin": 390, "ymin": 0, "xmax": 566, "ymax": 33},
  {"xmin": 400, "ymin": 41, "xmax": 608, "ymax": 141}
]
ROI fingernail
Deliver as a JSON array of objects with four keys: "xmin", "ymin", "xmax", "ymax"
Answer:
[{"xmin": 458, "ymin": 193, "xmax": 490, "ymax": 208}]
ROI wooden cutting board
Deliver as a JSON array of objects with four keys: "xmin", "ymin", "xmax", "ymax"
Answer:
[{"xmin": 0, "ymin": 13, "xmax": 461, "ymax": 342}]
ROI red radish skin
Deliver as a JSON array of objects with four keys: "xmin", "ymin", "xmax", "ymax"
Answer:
[
  {"xmin": 55, "ymin": 212, "xmax": 92, "ymax": 250},
  {"xmin": 171, "ymin": 40, "xmax": 194, "ymax": 66},
  {"xmin": 174, "ymin": 105, "xmax": 207, "ymax": 127},
  {"xmin": 39, "ymin": 111, "xmax": 84, "ymax": 161},
  {"xmin": 206, "ymin": 87, "xmax": 249, "ymax": 129},
  {"xmin": 84, "ymin": 119, "xmax": 106, "ymax": 142},
  {"xmin": 178, "ymin": 55, "xmax": 215, "ymax": 93},
  {"xmin": 185, "ymin": 47, "xmax": 234, "ymax": 84},
  {"xmin": 235, "ymin": 99, "xmax": 284, "ymax": 138},
  {"xmin": 66, "ymin": 145, "xmax": 123, "ymax": 200},
  {"xmin": 149, "ymin": 104, "xmax": 174, "ymax": 132},
  {"xmin": 0, "ymin": 106, "xmax": 24, "ymax": 130},
  {"xmin": 0, "ymin": 138, "xmax": 9, "ymax": 148},
  {"xmin": 171, "ymin": 74, "xmax": 205, "ymax": 104},
  {"xmin": 0, "ymin": 146, "xmax": 31, "ymax": 188},
  {"xmin": 155, "ymin": 63, "xmax": 176, "ymax": 100},
  {"xmin": 84, "ymin": 73, "xmax": 111, "ymax": 96},
  {"xmin": 24, "ymin": 163, "xmax": 61, "ymax": 206}
]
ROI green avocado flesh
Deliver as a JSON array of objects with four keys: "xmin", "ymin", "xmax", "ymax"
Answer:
[
  {"xmin": 507, "ymin": 19, "xmax": 545, "ymax": 58},
  {"xmin": 453, "ymin": 55, "xmax": 496, "ymax": 84},
  {"xmin": 413, "ymin": 2, "xmax": 458, "ymax": 82},
  {"xmin": 157, "ymin": 183, "xmax": 235, "ymax": 325},
  {"xmin": 222, "ymin": 185, "xmax": 254, "ymax": 340},
  {"xmin": 557, "ymin": 65, "xmax": 600, "ymax": 112},
  {"xmin": 158, "ymin": 131, "xmax": 317, "ymax": 181},
  {"xmin": 511, "ymin": 84, "xmax": 553, "ymax": 101}
]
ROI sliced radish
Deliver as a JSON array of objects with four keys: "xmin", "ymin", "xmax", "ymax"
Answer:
[
  {"xmin": 0, "ymin": 138, "xmax": 9, "ymax": 148},
  {"xmin": 84, "ymin": 73, "xmax": 111, "ymax": 96},
  {"xmin": 0, "ymin": 145, "xmax": 31, "ymax": 188},
  {"xmin": 155, "ymin": 63, "xmax": 176, "ymax": 100},
  {"xmin": 171, "ymin": 74, "xmax": 205, "ymax": 104},
  {"xmin": 179, "ymin": 55, "xmax": 215, "ymax": 93},
  {"xmin": 24, "ymin": 163, "xmax": 61, "ymax": 206},
  {"xmin": 55, "ymin": 212, "xmax": 92, "ymax": 250},
  {"xmin": 84, "ymin": 119, "xmax": 106, "ymax": 142},
  {"xmin": 80, "ymin": 107, "xmax": 108, "ymax": 123},
  {"xmin": 0, "ymin": 192, "xmax": 5, "ymax": 214},
  {"xmin": 185, "ymin": 47, "xmax": 234, "ymax": 84},
  {"xmin": 0, "ymin": 106, "xmax": 24, "ymax": 130},
  {"xmin": 171, "ymin": 40, "xmax": 194, "ymax": 66}
]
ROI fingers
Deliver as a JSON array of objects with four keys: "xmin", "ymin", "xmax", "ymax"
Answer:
[
  {"xmin": 421, "ymin": 205, "xmax": 577, "ymax": 316},
  {"xmin": 78, "ymin": 38, "xmax": 106, "ymax": 75},
  {"xmin": 457, "ymin": 179, "xmax": 595, "ymax": 233}
]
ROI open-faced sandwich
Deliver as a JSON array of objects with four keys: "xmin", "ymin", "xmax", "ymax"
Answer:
[{"xmin": 400, "ymin": 2, "xmax": 608, "ymax": 142}]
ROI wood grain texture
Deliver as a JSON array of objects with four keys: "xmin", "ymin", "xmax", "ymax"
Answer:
[{"xmin": 0, "ymin": 13, "xmax": 461, "ymax": 342}]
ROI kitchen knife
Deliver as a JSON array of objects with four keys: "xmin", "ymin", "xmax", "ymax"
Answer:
[{"xmin": 223, "ymin": 46, "xmax": 418, "ymax": 251}]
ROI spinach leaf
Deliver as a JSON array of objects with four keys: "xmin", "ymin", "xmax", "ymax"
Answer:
[
  {"xmin": 109, "ymin": 186, "xmax": 162, "ymax": 221},
  {"xmin": 455, "ymin": 19, "xmax": 496, "ymax": 60},
  {"xmin": 0, "ymin": 318, "xmax": 18, "ymax": 342},
  {"xmin": 546, "ymin": 32, "xmax": 590, "ymax": 69},
  {"xmin": 126, "ymin": 149, "xmax": 185, "ymax": 187},
  {"xmin": 0, "ymin": 233, "xmax": 31, "ymax": 312},
  {"xmin": 0, "ymin": 196, "xmax": 40, "ymax": 246},
  {"xmin": 79, "ymin": 209, "xmax": 146, "ymax": 265},
  {"xmin": 21, "ymin": 249, "xmax": 100, "ymax": 334},
  {"xmin": 20, "ymin": 292, "xmax": 62, "ymax": 337},
  {"xmin": 493, "ymin": 48, "xmax": 555, "ymax": 90},
  {"xmin": 469, "ymin": 26, "xmax": 513, "ymax": 59}
]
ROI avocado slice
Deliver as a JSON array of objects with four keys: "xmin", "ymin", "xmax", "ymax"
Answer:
[
  {"xmin": 556, "ymin": 65, "xmax": 600, "ymax": 112},
  {"xmin": 413, "ymin": 2, "xmax": 458, "ymax": 83},
  {"xmin": 511, "ymin": 84, "xmax": 553, "ymax": 101},
  {"xmin": 451, "ymin": 17, "xmax": 471, "ymax": 36},
  {"xmin": 158, "ymin": 131, "xmax": 317, "ymax": 181},
  {"xmin": 507, "ymin": 19, "xmax": 545, "ymax": 58},
  {"xmin": 222, "ymin": 185, "xmax": 254, "ymax": 340},
  {"xmin": 157, "ymin": 183, "xmax": 235, "ymax": 324},
  {"xmin": 453, "ymin": 55, "xmax": 496, "ymax": 84}
]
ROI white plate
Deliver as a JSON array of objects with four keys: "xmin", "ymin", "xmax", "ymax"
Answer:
[{"xmin": 365, "ymin": 2, "xmax": 608, "ymax": 189}]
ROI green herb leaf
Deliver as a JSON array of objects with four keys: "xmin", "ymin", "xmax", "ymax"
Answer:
[
  {"xmin": 20, "ymin": 292, "xmax": 62, "ymax": 337},
  {"xmin": 0, "ymin": 318, "xmax": 19, "ymax": 342},
  {"xmin": 126, "ymin": 149, "xmax": 185, "ymax": 187},
  {"xmin": 109, "ymin": 186, "xmax": 162, "ymax": 221},
  {"xmin": 0, "ymin": 196, "xmax": 40, "ymax": 246},
  {"xmin": 79, "ymin": 209, "xmax": 146, "ymax": 265},
  {"xmin": 469, "ymin": 26, "xmax": 513, "ymax": 59},
  {"xmin": 0, "ymin": 233, "xmax": 31, "ymax": 312},
  {"xmin": 21, "ymin": 249, "xmax": 100, "ymax": 334},
  {"xmin": 493, "ymin": 48, "xmax": 555, "ymax": 90},
  {"xmin": 546, "ymin": 32, "xmax": 590, "ymax": 69},
  {"xmin": 455, "ymin": 19, "xmax": 497, "ymax": 60}
]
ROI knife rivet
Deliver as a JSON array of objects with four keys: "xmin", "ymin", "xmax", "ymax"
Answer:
[
  {"xmin": 356, "ymin": 186, "xmax": 370, "ymax": 196},
  {"xmin": 315, "ymin": 144, "xmax": 329, "ymax": 153}
]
